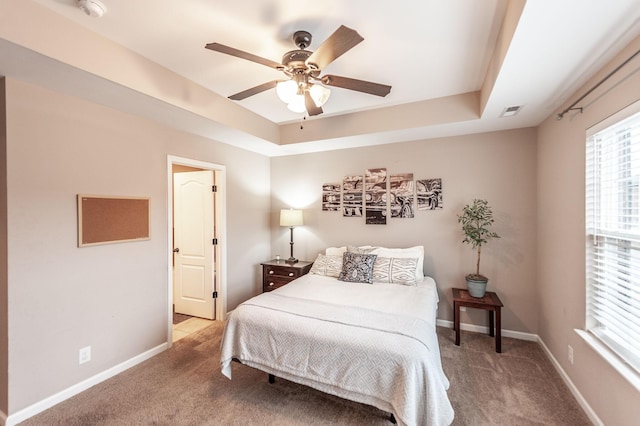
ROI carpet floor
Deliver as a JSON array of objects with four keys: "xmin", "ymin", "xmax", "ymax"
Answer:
[{"xmin": 21, "ymin": 322, "xmax": 591, "ymax": 425}]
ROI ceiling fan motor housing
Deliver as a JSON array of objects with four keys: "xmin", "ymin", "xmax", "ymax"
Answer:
[{"xmin": 293, "ymin": 31, "xmax": 312, "ymax": 49}]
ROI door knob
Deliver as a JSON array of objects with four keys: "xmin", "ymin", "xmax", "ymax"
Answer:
[{"xmin": 173, "ymin": 248, "xmax": 180, "ymax": 253}]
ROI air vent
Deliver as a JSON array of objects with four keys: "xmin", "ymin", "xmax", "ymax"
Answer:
[{"xmin": 500, "ymin": 105, "xmax": 523, "ymax": 117}]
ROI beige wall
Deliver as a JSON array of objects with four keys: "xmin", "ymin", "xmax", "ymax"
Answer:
[
  {"xmin": 270, "ymin": 128, "xmax": 538, "ymax": 333},
  {"xmin": 537, "ymin": 36, "xmax": 640, "ymax": 425},
  {"xmin": 3, "ymin": 77, "xmax": 270, "ymax": 414}
]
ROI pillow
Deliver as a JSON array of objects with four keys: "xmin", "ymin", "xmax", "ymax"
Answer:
[
  {"xmin": 347, "ymin": 245, "xmax": 378, "ymax": 254},
  {"xmin": 370, "ymin": 246, "xmax": 425, "ymax": 282},
  {"xmin": 372, "ymin": 257, "xmax": 419, "ymax": 285},
  {"xmin": 338, "ymin": 252, "xmax": 377, "ymax": 284},
  {"xmin": 325, "ymin": 246, "xmax": 347, "ymax": 256},
  {"xmin": 309, "ymin": 254, "xmax": 343, "ymax": 277}
]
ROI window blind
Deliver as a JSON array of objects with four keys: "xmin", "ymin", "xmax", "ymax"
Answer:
[{"xmin": 586, "ymin": 110, "xmax": 640, "ymax": 374}]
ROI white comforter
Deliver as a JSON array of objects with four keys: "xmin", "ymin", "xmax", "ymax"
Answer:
[{"xmin": 220, "ymin": 274, "xmax": 454, "ymax": 426}]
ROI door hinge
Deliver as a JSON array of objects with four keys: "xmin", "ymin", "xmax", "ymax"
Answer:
[
  {"xmin": 212, "ymin": 238, "xmax": 218, "ymax": 245},
  {"xmin": 212, "ymin": 185, "xmax": 217, "ymax": 192},
  {"xmin": 212, "ymin": 291, "xmax": 218, "ymax": 299}
]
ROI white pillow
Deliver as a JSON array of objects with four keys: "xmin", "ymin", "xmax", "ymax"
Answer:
[
  {"xmin": 370, "ymin": 246, "xmax": 424, "ymax": 282},
  {"xmin": 372, "ymin": 257, "xmax": 418, "ymax": 286},
  {"xmin": 325, "ymin": 246, "xmax": 347, "ymax": 256},
  {"xmin": 309, "ymin": 254, "xmax": 343, "ymax": 277},
  {"xmin": 325, "ymin": 245, "xmax": 376, "ymax": 256}
]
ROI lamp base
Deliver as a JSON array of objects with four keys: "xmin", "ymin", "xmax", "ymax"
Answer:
[{"xmin": 286, "ymin": 257, "xmax": 298, "ymax": 264}]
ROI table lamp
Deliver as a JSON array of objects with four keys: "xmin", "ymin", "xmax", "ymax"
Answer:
[{"xmin": 280, "ymin": 209, "xmax": 303, "ymax": 263}]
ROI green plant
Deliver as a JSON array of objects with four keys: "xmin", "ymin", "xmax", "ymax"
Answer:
[{"xmin": 457, "ymin": 199, "xmax": 500, "ymax": 280}]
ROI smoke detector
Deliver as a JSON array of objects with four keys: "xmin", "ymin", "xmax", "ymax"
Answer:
[{"xmin": 77, "ymin": 0, "xmax": 106, "ymax": 18}]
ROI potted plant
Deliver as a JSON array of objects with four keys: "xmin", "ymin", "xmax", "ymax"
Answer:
[{"xmin": 457, "ymin": 199, "xmax": 500, "ymax": 298}]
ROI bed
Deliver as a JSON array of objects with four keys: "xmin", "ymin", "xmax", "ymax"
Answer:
[{"xmin": 220, "ymin": 246, "xmax": 454, "ymax": 426}]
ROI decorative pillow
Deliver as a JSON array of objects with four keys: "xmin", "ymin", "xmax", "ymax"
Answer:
[
  {"xmin": 372, "ymin": 257, "xmax": 419, "ymax": 285},
  {"xmin": 371, "ymin": 246, "xmax": 425, "ymax": 282},
  {"xmin": 338, "ymin": 252, "xmax": 377, "ymax": 284},
  {"xmin": 309, "ymin": 254, "xmax": 343, "ymax": 277},
  {"xmin": 347, "ymin": 245, "xmax": 378, "ymax": 254}
]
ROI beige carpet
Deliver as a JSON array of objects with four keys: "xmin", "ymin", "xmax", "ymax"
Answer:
[{"xmin": 21, "ymin": 322, "xmax": 591, "ymax": 425}]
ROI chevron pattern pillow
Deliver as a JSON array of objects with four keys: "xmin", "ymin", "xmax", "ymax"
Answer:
[
  {"xmin": 372, "ymin": 257, "xmax": 419, "ymax": 285},
  {"xmin": 309, "ymin": 254, "xmax": 343, "ymax": 277}
]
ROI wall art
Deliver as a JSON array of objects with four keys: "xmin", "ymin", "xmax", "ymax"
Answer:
[
  {"xmin": 322, "ymin": 183, "xmax": 341, "ymax": 211},
  {"xmin": 390, "ymin": 173, "xmax": 414, "ymax": 218},
  {"xmin": 365, "ymin": 168, "xmax": 387, "ymax": 225},
  {"xmin": 416, "ymin": 178, "xmax": 443, "ymax": 210},
  {"xmin": 342, "ymin": 175, "xmax": 363, "ymax": 217}
]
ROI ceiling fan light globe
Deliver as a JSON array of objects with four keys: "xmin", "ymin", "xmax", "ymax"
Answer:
[
  {"xmin": 276, "ymin": 80, "xmax": 297, "ymax": 104},
  {"xmin": 309, "ymin": 84, "xmax": 331, "ymax": 107},
  {"xmin": 287, "ymin": 95, "xmax": 306, "ymax": 113}
]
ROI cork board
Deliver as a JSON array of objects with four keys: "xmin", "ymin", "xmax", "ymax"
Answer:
[{"xmin": 78, "ymin": 195, "xmax": 150, "ymax": 247}]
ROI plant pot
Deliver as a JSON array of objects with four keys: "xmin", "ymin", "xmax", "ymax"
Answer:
[{"xmin": 465, "ymin": 275, "xmax": 488, "ymax": 298}]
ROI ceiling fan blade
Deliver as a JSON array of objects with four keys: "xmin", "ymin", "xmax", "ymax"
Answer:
[
  {"xmin": 306, "ymin": 25, "xmax": 364, "ymax": 70},
  {"xmin": 205, "ymin": 42, "xmax": 283, "ymax": 70},
  {"xmin": 321, "ymin": 75, "xmax": 391, "ymax": 97},
  {"xmin": 304, "ymin": 91, "xmax": 323, "ymax": 116},
  {"xmin": 228, "ymin": 80, "xmax": 279, "ymax": 100}
]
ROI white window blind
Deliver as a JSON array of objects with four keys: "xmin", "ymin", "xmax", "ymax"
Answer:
[{"xmin": 586, "ymin": 109, "xmax": 640, "ymax": 374}]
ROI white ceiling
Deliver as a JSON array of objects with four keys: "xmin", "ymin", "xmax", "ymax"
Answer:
[{"xmin": 9, "ymin": 1, "xmax": 640, "ymax": 155}]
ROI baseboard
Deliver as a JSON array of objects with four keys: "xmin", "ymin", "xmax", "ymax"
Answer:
[
  {"xmin": 537, "ymin": 337, "xmax": 603, "ymax": 426},
  {"xmin": 4, "ymin": 342, "xmax": 169, "ymax": 426},
  {"xmin": 436, "ymin": 319, "xmax": 538, "ymax": 341}
]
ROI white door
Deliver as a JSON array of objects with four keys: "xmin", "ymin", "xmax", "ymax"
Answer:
[{"xmin": 173, "ymin": 170, "xmax": 215, "ymax": 319}]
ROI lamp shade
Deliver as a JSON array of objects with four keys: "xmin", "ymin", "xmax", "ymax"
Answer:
[{"xmin": 280, "ymin": 209, "xmax": 303, "ymax": 227}]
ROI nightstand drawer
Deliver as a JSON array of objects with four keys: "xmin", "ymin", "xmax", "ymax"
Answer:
[
  {"xmin": 263, "ymin": 275, "xmax": 293, "ymax": 291},
  {"xmin": 261, "ymin": 260, "xmax": 313, "ymax": 293},
  {"xmin": 264, "ymin": 265, "xmax": 302, "ymax": 279}
]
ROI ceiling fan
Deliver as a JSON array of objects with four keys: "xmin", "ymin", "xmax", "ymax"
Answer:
[{"xmin": 205, "ymin": 25, "xmax": 392, "ymax": 116}]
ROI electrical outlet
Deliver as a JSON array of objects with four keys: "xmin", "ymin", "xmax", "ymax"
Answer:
[
  {"xmin": 79, "ymin": 346, "xmax": 91, "ymax": 365},
  {"xmin": 568, "ymin": 345, "xmax": 574, "ymax": 365}
]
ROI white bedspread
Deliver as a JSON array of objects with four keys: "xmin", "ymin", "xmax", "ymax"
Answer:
[{"xmin": 220, "ymin": 274, "xmax": 454, "ymax": 426}]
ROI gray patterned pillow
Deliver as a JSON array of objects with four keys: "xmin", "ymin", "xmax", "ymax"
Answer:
[
  {"xmin": 309, "ymin": 254, "xmax": 343, "ymax": 277},
  {"xmin": 372, "ymin": 257, "xmax": 418, "ymax": 285},
  {"xmin": 338, "ymin": 252, "xmax": 377, "ymax": 283}
]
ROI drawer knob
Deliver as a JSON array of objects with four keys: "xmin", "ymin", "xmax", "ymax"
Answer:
[
  {"xmin": 268, "ymin": 270, "xmax": 274, "ymax": 274},
  {"xmin": 268, "ymin": 282, "xmax": 274, "ymax": 286},
  {"xmin": 288, "ymin": 272, "xmax": 294, "ymax": 277}
]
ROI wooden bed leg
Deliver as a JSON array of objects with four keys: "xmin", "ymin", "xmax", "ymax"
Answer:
[
  {"xmin": 389, "ymin": 413, "xmax": 397, "ymax": 424},
  {"xmin": 268, "ymin": 374, "xmax": 275, "ymax": 384}
]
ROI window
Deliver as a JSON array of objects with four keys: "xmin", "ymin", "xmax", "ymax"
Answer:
[{"xmin": 586, "ymin": 107, "xmax": 640, "ymax": 374}]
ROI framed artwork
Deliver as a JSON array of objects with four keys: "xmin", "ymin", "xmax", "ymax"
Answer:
[
  {"xmin": 342, "ymin": 175, "xmax": 363, "ymax": 217},
  {"xmin": 322, "ymin": 183, "xmax": 341, "ymax": 211},
  {"xmin": 390, "ymin": 173, "xmax": 414, "ymax": 218},
  {"xmin": 416, "ymin": 178, "xmax": 443, "ymax": 210},
  {"xmin": 365, "ymin": 168, "xmax": 387, "ymax": 225}
]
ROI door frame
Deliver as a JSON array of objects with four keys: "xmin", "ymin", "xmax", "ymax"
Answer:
[{"xmin": 167, "ymin": 155, "xmax": 227, "ymax": 345}]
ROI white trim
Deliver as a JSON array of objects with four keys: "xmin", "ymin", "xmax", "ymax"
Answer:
[
  {"xmin": 436, "ymin": 319, "xmax": 538, "ymax": 341},
  {"xmin": 4, "ymin": 343, "xmax": 168, "ymax": 426},
  {"xmin": 538, "ymin": 335, "xmax": 604, "ymax": 426},
  {"xmin": 166, "ymin": 155, "xmax": 228, "ymax": 347}
]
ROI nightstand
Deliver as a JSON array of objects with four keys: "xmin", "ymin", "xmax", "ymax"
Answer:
[
  {"xmin": 452, "ymin": 288, "xmax": 504, "ymax": 353},
  {"xmin": 261, "ymin": 259, "xmax": 313, "ymax": 292}
]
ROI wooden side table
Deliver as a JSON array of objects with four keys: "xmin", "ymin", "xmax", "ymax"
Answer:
[
  {"xmin": 261, "ymin": 259, "xmax": 313, "ymax": 292},
  {"xmin": 452, "ymin": 288, "xmax": 504, "ymax": 353}
]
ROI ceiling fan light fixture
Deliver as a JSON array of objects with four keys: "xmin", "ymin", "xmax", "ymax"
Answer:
[
  {"xmin": 287, "ymin": 95, "xmax": 306, "ymax": 113},
  {"xmin": 309, "ymin": 84, "xmax": 331, "ymax": 107},
  {"xmin": 276, "ymin": 80, "xmax": 298, "ymax": 104}
]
